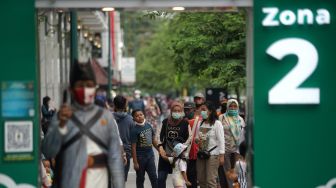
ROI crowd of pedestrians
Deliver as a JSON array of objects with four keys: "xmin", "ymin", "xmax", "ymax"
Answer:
[{"xmin": 40, "ymin": 60, "xmax": 247, "ymax": 188}]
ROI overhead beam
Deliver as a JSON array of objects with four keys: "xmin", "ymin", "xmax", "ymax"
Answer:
[{"xmin": 35, "ymin": 0, "xmax": 252, "ymax": 8}]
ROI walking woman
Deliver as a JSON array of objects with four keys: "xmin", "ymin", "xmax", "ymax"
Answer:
[
  {"xmin": 157, "ymin": 101, "xmax": 190, "ymax": 188},
  {"xmin": 218, "ymin": 99, "xmax": 246, "ymax": 188},
  {"xmin": 196, "ymin": 101, "xmax": 225, "ymax": 188},
  {"xmin": 41, "ymin": 96, "xmax": 56, "ymax": 134}
]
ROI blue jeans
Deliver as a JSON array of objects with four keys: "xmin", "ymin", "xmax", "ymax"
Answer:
[
  {"xmin": 136, "ymin": 154, "xmax": 158, "ymax": 188},
  {"xmin": 158, "ymin": 170, "xmax": 169, "ymax": 188},
  {"xmin": 187, "ymin": 159, "xmax": 197, "ymax": 188},
  {"xmin": 158, "ymin": 156, "xmax": 172, "ymax": 188}
]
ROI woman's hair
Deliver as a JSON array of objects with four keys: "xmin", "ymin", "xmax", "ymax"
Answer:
[
  {"xmin": 204, "ymin": 101, "xmax": 218, "ymax": 125},
  {"xmin": 42, "ymin": 96, "xmax": 51, "ymax": 106}
]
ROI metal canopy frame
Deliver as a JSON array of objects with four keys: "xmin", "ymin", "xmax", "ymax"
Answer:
[{"xmin": 35, "ymin": 0, "xmax": 252, "ymax": 8}]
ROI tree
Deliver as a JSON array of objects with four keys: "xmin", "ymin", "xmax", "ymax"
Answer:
[
  {"xmin": 135, "ymin": 20, "xmax": 177, "ymax": 94},
  {"xmin": 120, "ymin": 11, "xmax": 163, "ymax": 57},
  {"xmin": 121, "ymin": 11, "xmax": 246, "ymax": 98},
  {"xmin": 168, "ymin": 11, "xmax": 246, "ymax": 99}
]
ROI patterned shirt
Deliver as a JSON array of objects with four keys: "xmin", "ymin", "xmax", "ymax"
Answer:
[{"xmin": 130, "ymin": 122, "xmax": 155, "ymax": 157}]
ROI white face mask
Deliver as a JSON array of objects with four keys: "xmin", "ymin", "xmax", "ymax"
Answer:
[
  {"xmin": 84, "ymin": 87, "xmax": 96, "ymax": 104},
  {"xmin": 73, "ymin": 87, "xmax": 96, "ymax": 105}
]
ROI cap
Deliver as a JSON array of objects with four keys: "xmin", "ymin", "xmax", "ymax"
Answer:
[
  {"xmin": 184, "ymin": 101, "xmax": 195, "ymax": 109},
  {"xmin": 174, "ymin": 143, "xmax": 188, "ymax": 157},
  {"xmin": 70, "ymin": 59, "xmax": 96, "ymax": 88},
  {"xmin": 194, "ymin": 92, "xmax": 205, "ymax": 99}
]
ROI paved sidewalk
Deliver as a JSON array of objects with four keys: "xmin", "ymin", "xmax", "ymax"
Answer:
[{"xmin": 125, "ymin": 150, "xmax": 174, "ymax": 188}]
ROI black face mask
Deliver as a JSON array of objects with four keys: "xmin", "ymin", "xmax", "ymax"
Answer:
[
  {"xmin": 185, "ymin": 111, "xmax": 194, "ymax": 120},
  {"xmin": 221, "ymin": 103, "xmax": 227, "ymax": 114}
]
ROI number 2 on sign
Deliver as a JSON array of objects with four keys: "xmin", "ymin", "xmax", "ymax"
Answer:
[{"xmin": 266, "ymin": 38, "xmax": 320, "ymax": 104}]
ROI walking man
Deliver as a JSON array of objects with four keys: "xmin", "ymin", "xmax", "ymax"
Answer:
[{"xmin": 42, "ymin": 60, "xmax": 125, "ymax": 188}]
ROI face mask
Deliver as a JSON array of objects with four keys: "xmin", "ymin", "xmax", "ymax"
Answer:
[
  {"xmin": 201, "ymin": 111, "xmax": 208, "ymax": 119},
  {"xmin": 73, "ymin": 87, "xmax": 96, "ymax": 105},
  {"xmin": 186, "ymin": 111, "xmax": 194, "ymax": 120},
  {"xmin": 227, "ymin": 109, "xmax": 239, "ymax": 116},
  {"xmin": 172, "ymin": 112, "xmax": 184, "ymax": 120}
]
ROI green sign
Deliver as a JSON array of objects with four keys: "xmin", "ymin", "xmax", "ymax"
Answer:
[
  {"xmin": 1, "ymin": 81, "xmax": 35, "ymax": 118},
  {"xmin": 0, "ymin": 0, "xmax": 38, "ymax": 187},
  {"xmin": 254, "ymin": 0, "xmax": 336, "ymax": 187}
]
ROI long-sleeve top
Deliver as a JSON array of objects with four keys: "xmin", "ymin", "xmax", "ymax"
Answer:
[
  {"xmin": 196, "ymin": 120, "xmax": 225, "ymax": 155},
  {"xmin": 42, "ymin": 104, "xmax": 125, "ymax": 188},
  {"xmin": 219, "ymin": 113, "xmax": 245, "ymax": 153},
  {"xmin": 113, "ymin": 112, "xmax": 134, "ymax": 155},
  {"xmin": 41, "ymin": 104, "xmax": 55, "ymax": 121}
]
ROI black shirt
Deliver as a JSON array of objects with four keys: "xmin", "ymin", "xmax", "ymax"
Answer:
[{"xmin": 158, "ymin": 118, "xmax": 189, "ymax": 172}]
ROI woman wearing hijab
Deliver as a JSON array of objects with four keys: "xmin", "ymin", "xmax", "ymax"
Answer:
[
  {"xmin": 157, "ymin": 101, "xmax": 190, "ymax": 188},
  {"xmin": 218, "ymin": 99, "xmax": 246, "ymax": 188}
]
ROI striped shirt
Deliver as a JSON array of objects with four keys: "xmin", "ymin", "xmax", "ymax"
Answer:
[{"xmin": 234, "ymin": 160, "xmax": 247, "ymax": 188}]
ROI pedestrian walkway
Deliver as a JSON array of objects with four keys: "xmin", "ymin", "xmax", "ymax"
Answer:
[{"xmin": 126, "ymin": 151, "xmax": 174, "ymax": 188}]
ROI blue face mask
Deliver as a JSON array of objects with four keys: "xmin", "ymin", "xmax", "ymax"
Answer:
[
  {"xmin": 227, "ymin": 109, "xmax": 239, "ymax": 116},
  {"xmin": 172, "ymin": 112, "xmax": 184, "ymax": 119},
  {"xmin": 201, "ymin": 111, "xmax": 208, "ymax": 119}
]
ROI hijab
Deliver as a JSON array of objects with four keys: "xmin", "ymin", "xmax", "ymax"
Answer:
[
  {"xmin": 225, "ymin": 99, "xmax": 243, "ymax": 145},
  {"xmin": 168, "ymin": 101, "xmax": 184, "ymax": 126}
]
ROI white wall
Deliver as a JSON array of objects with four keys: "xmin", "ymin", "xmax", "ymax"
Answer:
[{"xmin": 38, "ymin": 11, "xmax": 69, "ymax": 109}]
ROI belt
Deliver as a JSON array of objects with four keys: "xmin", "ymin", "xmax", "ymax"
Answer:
[{"xmin": 87, "ymin": 154, "xmax": 108, "ymax": 168}]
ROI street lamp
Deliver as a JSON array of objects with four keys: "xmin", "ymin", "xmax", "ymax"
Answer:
[
  {"xmin": 172, "ymin": 7, "xmax": 185, "ymax": 11},
  {"xmin": 102, "ymin": 8, "xmax": 114, "ymax": 99}
]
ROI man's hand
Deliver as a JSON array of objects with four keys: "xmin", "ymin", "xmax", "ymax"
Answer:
[
  {"xmin": 233, "ymin": 182, "xmax": 240, "ymax": 188},
  {"xmin": 227, "ymin": 169, "xmax": 238, "ymax": 181},
  {"xmin": 123, "ymin": 154, "xmax": 127, "ymax": 166},
  {"xmin": 219, "ymin": 154, "xmax": 225, "ymax": 166},
  {"xmin": 159, "ymin": 146, "xmax": 166, "ymax": 157},
  {"xmin": 186, "ymin": 181, "xmax": 192, "ymax": 186},
  {"xmin": 133, "ymin": 161, "xmax": 139, "ymax": 171},
  {"xmin": 58, "ymin": 104, "xmax": 73, "ymax": 128}
]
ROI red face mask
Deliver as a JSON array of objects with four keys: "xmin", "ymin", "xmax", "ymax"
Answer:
[{"xmin": 73, "ymin": 87, "xmax": 96, "ymax": 105}]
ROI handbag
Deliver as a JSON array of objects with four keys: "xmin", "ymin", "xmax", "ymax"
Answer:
[{"xmin": 197, "ymin": 146, "xmax": 217, "ymax": 160}]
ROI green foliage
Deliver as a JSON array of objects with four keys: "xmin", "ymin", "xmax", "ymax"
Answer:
[
  {"xmin": 135, "ymin": 21, "xmax": 176, "ymax": 94},
  {"xmin": 168, "ymin": 11, "xmax": 246, "ymax": 90},
  {"xmin": 120, "ymin": 11, "xmax": 163, "ymax": 57},
  {"xmin": 122, "ymin": 10, "xmax": 246, "ymax": 95}
]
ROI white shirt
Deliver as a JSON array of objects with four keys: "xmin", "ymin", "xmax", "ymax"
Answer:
[
  {"xmin": 168, "ymin": 157, "xmax": 187, "ymax": 187},
  {"xmin": 197, "ymin": 120, "xmax": 225, "ymax": 155},
  {"xmin": 85, "ymin": 137, "xmax": 108, "ymax": 188}
]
